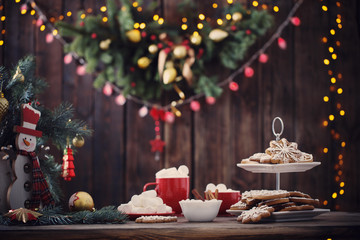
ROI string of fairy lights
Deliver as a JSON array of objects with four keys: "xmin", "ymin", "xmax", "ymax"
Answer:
[
  {"xmin": 10, "ymin": 0, "xmax": 302, "ymax": 117},
  {"xmin": 320, "ymin": 0, "xmax": 345, "ymax": 210},
  {"xmin": 0, "ymin": 0, "xmax": 5, "ymax": 48}
]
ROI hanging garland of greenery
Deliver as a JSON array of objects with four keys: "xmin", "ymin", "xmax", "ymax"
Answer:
[{"xmin": 56, "ymin": 0, "xmax": 273, "ymax": 102}]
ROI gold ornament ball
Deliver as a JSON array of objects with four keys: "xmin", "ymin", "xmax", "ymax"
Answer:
[
  {"xmin": 148, "ymin": 44, "xmax": 158, "ymax": 54},
  {"xmin": 190, "ymin": 34, "xmax": 202, "ymax": 45},
  {"xmin": 72, "ymin": 135, "xmax": 85, "ymax": 148},
  {"xmin": 165, "ymin": 61, "xmax": 174, "ymax": 69},
  {"xmin": 209, "ymin": 29, "xmax": 229, "ymax": 42},
  {"xmin": 126, "ymin": 29, "xmax": 141, "ymax": 43},
  {"xmin": 173, "ymin": 46, "xmax": 187, "ymax": 59},
  {"xmin": 137, "ymin": 57, "xmax": 151, "ymax": 69},
  {"xmin": 0, "ymin": 92, "xmax": 9, "ymax": 122},
  {"xmin": 232, "ymin": 12, "xmax": 243, "ymax": 22},
  {"xmin": 99, "ymin": 39, "xmax": 111, "ymax": 50},
  {"xmin": 163, "ymin": 68, "xmax": 177, "ymax": 84},
  {"xmin": 69, "ymin": 191, "xmax": 95, "ymax": 212}
]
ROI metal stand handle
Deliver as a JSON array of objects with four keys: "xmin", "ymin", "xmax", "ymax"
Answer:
[{"xmin": 272, "ymin": 117, "xmax": 284, "ymax": 190}]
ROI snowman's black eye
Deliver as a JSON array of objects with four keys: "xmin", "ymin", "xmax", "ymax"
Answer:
[
  {"xmin": 29, "ymin": 139, "xmax": 32, "ymax": 141},
  {"xmin": 24, "ymin": 137, "xmax": 27, "ymax": 140}
]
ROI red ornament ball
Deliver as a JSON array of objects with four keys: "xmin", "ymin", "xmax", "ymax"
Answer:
[
  {"xmin": 164, "ymin": 111, "xmax": 175, "ymax": 123},
  {"xmin": 278, "ymin": 37, "xmax": 287, "ymax": 50},
  {"xmin": 190, "ymin": 101, "xmax": 201, "ymax": 112},
  {"xmin": 91, "ymin": 33, "xmax": 97, "ymax": 39},
  {"xmin": 244, "ymin": 66, "xmax": 254, "ymax": 78},
  {"xmin": 206, "ymin": 96, "xmax": 216, "ymax": 105},
  {"xmin": 102, "ymin": 83, "xmax": 113, "ymax": 96},
  {"xmin": 141, "ymin": 31, "xmax": 147, "ymax": 38},
  {"xmin": 229, "ymin": 82, "xmax": 239, "ymax": 91},
  {"xmin": 230, "ymin": 25, "xmax": 237, "ymax": 31},
  {"xmin": 291, "ymin": 17, "xmax": 301, "ymax": 26},
  {"xmin": 259, "ymin": 53, "xmax": 269, "ymax": 63},
  {"xmin": 76, "ymin": 65, "xmax": 86, "ymax": 76}
]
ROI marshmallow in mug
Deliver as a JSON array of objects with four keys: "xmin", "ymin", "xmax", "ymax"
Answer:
[
  {"xmin": 117, "ymin": 190, "xmax": 172, "ymax": 214},
  {"xmin": 206, "ymin": 183, "xmax": 237, "ymax": 192},
  {"xmin": 155, "ymin": 165, "xmax": 189, "ymax": 178}
]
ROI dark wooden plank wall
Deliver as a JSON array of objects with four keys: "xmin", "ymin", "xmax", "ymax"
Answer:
[{"xmin": 0, "ymin": 0, "xmax": 359, "ymax": 211}]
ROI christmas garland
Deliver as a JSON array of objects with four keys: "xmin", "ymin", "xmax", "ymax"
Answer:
[{"xmin": 56, "ymin": 0, "xmax": 273, "ymax": 103}]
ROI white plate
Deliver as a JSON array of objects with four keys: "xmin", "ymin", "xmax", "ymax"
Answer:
[
  {"xmin": 226, "ymin": 209, "xmax": 245, "ymax": 216},
  {"xmin": 262, "ymin": 208, "xmax": 330, "ymax": 222},
  {"xmin": 237, "ymin": 162, "xmax": 321, "ymax": 173},
  {"xmin": 226, "ymin": 208, "xmax": 330, "ymax": 222}
]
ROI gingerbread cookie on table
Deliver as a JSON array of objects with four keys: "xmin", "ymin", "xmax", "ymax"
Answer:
[
  {"xmin": 237, "ymin": 205, "xmax": 274, "ymax": 224},
  {"xmin": 135, "ymin": 215, "xmax": 177, "ymax": 223}
]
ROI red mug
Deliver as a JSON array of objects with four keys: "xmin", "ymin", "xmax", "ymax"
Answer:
[
  {"xmin": 205, "ymin": 191, "xmax": 241, "ymax": 215},
  {"xmin": 143, "ymin": 177, "xmax": 189, "ymax": 214}
]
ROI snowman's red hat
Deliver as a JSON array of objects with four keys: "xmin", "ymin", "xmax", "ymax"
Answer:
[{"xmin": 14, "ymin": 104, "xmax": 42, "ymax": 137}]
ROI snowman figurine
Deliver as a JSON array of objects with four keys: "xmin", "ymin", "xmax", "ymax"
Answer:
[{"xmin": 7, "ymin": 104, "xmax": 54, "ymax": 210}]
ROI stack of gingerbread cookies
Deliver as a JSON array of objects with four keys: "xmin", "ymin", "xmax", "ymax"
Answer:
[{"xmin": 231, "ymin": 190, "xmax": 320, "ymax": 223}]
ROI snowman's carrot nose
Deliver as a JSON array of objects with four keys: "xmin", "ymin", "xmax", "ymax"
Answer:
[{"xmin": 23, "ymin": 139, "xmax": 30, "ymax": 146}]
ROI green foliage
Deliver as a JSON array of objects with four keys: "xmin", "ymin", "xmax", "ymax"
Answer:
[
  {"xmin": 56, "ymin": 1, "xmax": 273, "ymax": 101},
  {"xmin": 0, "ymin": 206, "xmax": 127, "ymax": 225}
]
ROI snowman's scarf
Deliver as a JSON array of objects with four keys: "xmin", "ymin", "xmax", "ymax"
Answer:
[{"xmin": 18, "ymin": 150, "xmax": 55, "ymax": 209}]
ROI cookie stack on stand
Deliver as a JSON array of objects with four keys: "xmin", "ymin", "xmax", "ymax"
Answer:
[
  {"xmin": 232, "ymin": 190, "xmax": 320, "ymax": 223},
  {"xmin": 235, "ymin": 118, "xmax": 322, "ymax": 224}
]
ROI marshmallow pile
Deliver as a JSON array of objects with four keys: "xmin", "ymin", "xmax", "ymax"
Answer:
[
  {"xmin": 117, "ymin": 190, "xmax": 172, "ymax": 214},
  {"xmin": 206, "ymin": 183, "xmax": 238, "ymax": 192},
  {"xmin": 156, "ymin": 165, "xmax": 189, "ymax": 178}
]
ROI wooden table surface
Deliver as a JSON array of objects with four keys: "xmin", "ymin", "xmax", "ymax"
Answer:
[{"xmin": 1, "ymin": 211, "xmax": 360, "ymax": 240}]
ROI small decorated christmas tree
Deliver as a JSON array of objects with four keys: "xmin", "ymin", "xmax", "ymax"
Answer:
[{"xmin": 0, "ymin": 56, "xmax": 91, "ymax": 210}]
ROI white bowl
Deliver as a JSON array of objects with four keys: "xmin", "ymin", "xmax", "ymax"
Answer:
[{"xmin": 179, "ymin": 199, "xmax": 222, "ymax": 222}]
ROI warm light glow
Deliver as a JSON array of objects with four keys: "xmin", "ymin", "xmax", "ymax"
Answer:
[
  {"xmin": 102, "ymin": 16, "xmax": 108, "ymax": 22},
  {"xmin": 197, "ymin": 23, "xmax": 203, "ymax": 29},
  {"xmin": 336, "ymin": 18, "xmax": 341, "ymax": 24},
  {"xmin": 252, "ymin": 1, "xmax": 259, "ymax": 7},
  {"xmin": 227, "ymin": 0, "xmax": 233, "ymax": 4},
  {"xmin": 40, "ymin": 25, "xmax": 45, "ymax": 31},
  {"xmin": 273, "ymin": 6, "xmax": 279, "ymax": 12},
  {"xmin": 199, "ymin": 14, "xmax": 205, "ymax": 20},
  {"xmin": 1, "ymin": 29, "xmax": 5, "ymax": 34},
  {"xmin": 323, "ymin": 59, "xmax": 330, "ymax": 65},
  {"xmin": 67, "ymin": 11, "xmax": 72, "ymax": 17},
  {"xmin": 153, "ymin": 14, "xmax": 159, "ymax": 21},
  {"xmin": 332, "ymin": 192, "xmax": 337, "ymax": 199},
  {"xmin": 322, "ymin": 37, "xmax": 327, "ymax": 43},
  {"xmin": 340, "ymin": 110, "xmax": 345, "ymax": 116},
  {"xmin": 52, "ymin": 29, "xmax": 58, "ymax": 35},
  {"xmin": 15, "ymin": 0, "xmax": 21, "ymax": 3},
  {"xmin": 330, "ymin": 29, "xmax": 335, "ymax": 35},
  {"xmin": 331, "ymin": 77, "xmax": 336, "ymax": 84},
  {"xmin": 338, "ymin": 24, "xmax": 342, "ymax": 29},
  {"xmin": 100, "ymin": 6, "xmax": 107, "ymax": 12},
  {"xmin": 323, "ymin": 200, "xmax": 328, "ymax": 206},
  {"xmin": 134, "ymin": 22, "xmax": 140, "ymax": 28},
  {"xmin": 0, "ymin": 40, "xmax": 4, "ymax": 46},
  {"xmin": 226, "ymin": 14, "xmax": 231, "ymax": 20},
  {"xmin": 332, "ymin": 53, "xmax": 337, "ymax": 60},
  {"xmin": 322, "ymin": 5, "xmax": 328, "ymax": 11},
  {"xmin": 338, "ymin": 170, "xmax": 343, "ymax": 176},
  {"xmin": 139, "ymin": 23, "xmax": 146, "ymax": 29},
  {"xmin": 229, "ymin": 81, "xmax": 239, "ymax": 91},
  {"xmin": 217, "ymin": 19, "xmax": 223, "ymax": 25},
  {"xmin": 340, "ymin": 182, "xmax": 345, "ymax": 187},
  {"xmin": 137, "ymin": 7, "xmax": 142, "ymax": 12},
  {"xmin": 212, "ymin": 3, "xmax": 218, "ymax": 8},
  {"xmin": 81, "ymin": 13, "xmax": 86, "ymax": 19},
  {"xmin": 341, "ymin": 141, "xmax": 346, "ymax": 147},
  {"xmin": 338, "ymin": 154, "xmax": 343, "ymax": 160},
  {"xmin": 323, "ymin": 96, "xmax": 329, "ymax": 102},
  {"xmin": 329, "ymin": 115, "xmax": 335, "ymax": 121},
  {"xmin": 328, "ymin": 47, "xmax": 334, "ymax": 53},
  {"xmin": 337, "ymin": 88, "xmax": 343, "ymax": 94},
  {"xmin": 339, "ymin": 159, "xmax": 343, "ymax": 165},
  {"xmin": 193, "ymin": 31, "xmax": 199, "ymax": 36},
  {"xmin": 339, "ymin": 189, "xmax": 344, "ymax": 195},
  {"xmin": 0, "ymin": 16, "xmax": 5, "ymax": 21},
  {"xmin": 30, "ymin": 10, "xmax": 36, "ymax": 15},
  {"xmin": 182, "ymin": 17, "xmax": 187, "ymax": 23},
  {"xmin": 158, "ymin": 18, "xmax": 164, "ymax": 25},
  {"xmin": 181, "ymin": 24, "xmax": 187, "ymax": 30},
  {"xmin": 336, "ymin": 41, "xmax": 341, "ymax": 46},
  {"xmin": 323, "ymin": 120, "xmax": 328, "ymax": 127},
  {"xmin": 335, "ymin": 176, "xmax": 340, "ymax": 182},
  {"xmin": 323, "ymin": 148, "xmax": 328, "ymax": 153},
  {"xmin": 132, "ymin": 2, "xmax": 139, "ymax": 8}
]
